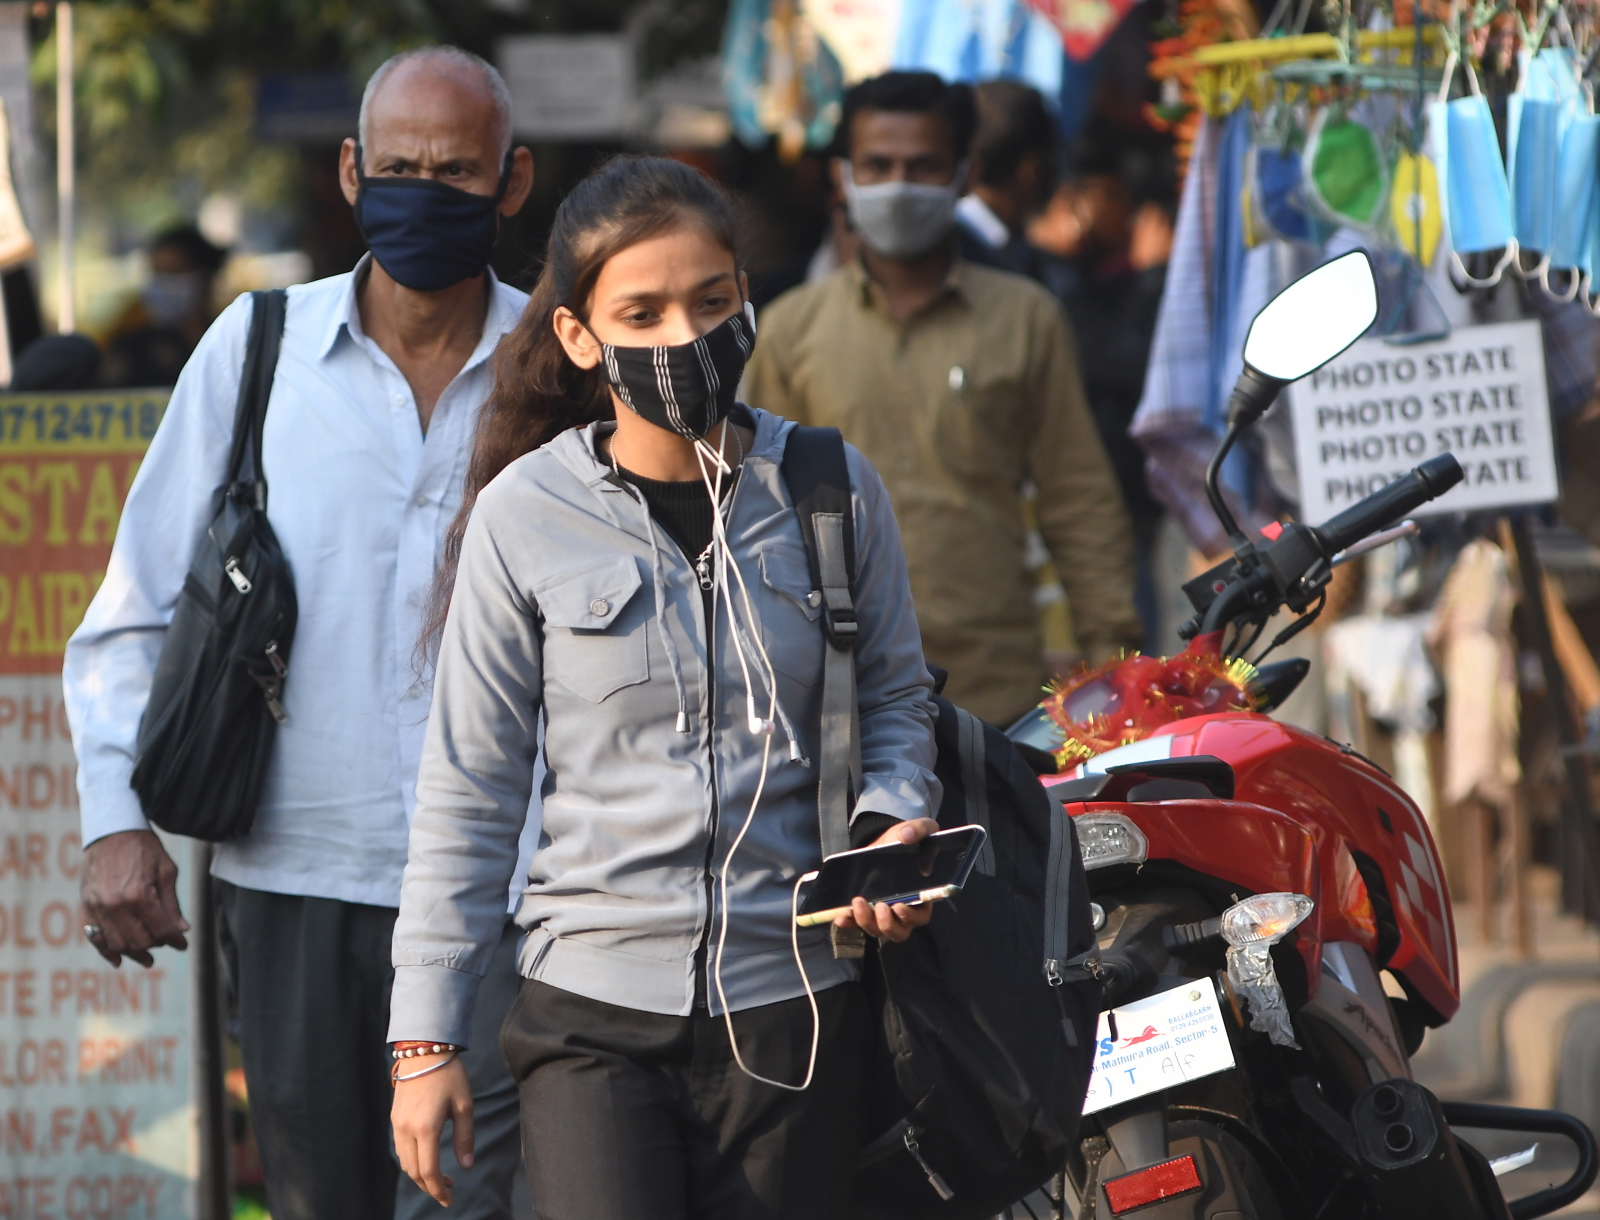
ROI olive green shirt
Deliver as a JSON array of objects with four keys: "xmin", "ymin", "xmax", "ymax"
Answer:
[{"xmin": 745, "ymin": 257, "xmax": 1141, "ymax": 724}]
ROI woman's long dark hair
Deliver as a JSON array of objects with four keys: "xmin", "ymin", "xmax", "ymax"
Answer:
[{"xmin": 421, "ymin": 155, "xmax": 743, "ymax": 656}]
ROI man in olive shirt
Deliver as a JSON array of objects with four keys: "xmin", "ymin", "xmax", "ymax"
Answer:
[{"xmin": 746, "ymin": 71, "xmax": 1141, "ymax": 725}]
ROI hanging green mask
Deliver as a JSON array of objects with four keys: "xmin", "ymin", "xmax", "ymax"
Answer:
[{"xmin": 1304, "ymin": 112, "xmax": 1388, "ymax": 230}]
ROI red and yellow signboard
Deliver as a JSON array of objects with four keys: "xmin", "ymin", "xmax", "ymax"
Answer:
[{"xmin": 0, "ymin": 396, "xmax": 162, "ymax": 675}]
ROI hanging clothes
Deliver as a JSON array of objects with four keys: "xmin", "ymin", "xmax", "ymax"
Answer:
[
  {"xmin": 723, "ymin": 0, "xmax": 847, "ymax": 157},
  {"xmin": 1427, "ymin": 538, "xmax": 1521, "ymax": 809},
  {"xmin": 1131, "ymin": 111, "xmax": 1282, "ymax": 555},
  {"xmin": 800, "ymin": 0, "xmax": 903, "ymax": 83},
  {"xmin": 1323, "ymin": 614, "xmax": 1440, "ymax": 733},
  {"xmin": 893, "ymin": 0, "xmax": 1064, "ymax": 100}
]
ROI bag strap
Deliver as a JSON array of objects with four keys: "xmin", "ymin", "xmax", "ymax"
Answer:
[
  {"xmin": 225, "ymin": 289, "xmax": 288, "ymax": 507},
  {"xmin": 952, "ymin": 705, "xmax": 998, "ymax": 876},
  {"xmin": 779, "ymin": 425, "xmax": 860, "ymax": 862}
]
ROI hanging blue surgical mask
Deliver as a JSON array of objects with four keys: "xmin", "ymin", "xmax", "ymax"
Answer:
[
  {"xmin": 1434, "ymin": 96, "xmax": 1515, "ymax": 255},
  {"xmin": 1523, "ymin": 46, "xmax": 1583, "ymax": 108},
  {"xmin": 1508, "ymin": 95, "xmax": 1561, "ymax": 254},
  {"xmin": 354, "ymin": 146, "xmax": 512, "ymax": 292},
  {"xmin": 1550, "ymin": 114, "xmax": 1600, "ymax": 276}
]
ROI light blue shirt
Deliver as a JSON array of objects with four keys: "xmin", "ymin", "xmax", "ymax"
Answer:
[{"xmin": 64, "ymin": 257, "xmax": 539, "ymax": 908}]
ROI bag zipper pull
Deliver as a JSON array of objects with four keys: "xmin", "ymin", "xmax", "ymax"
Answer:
[
  {"xmin": 255, "ymin": 642, "xmax": 289, "ymax": 723},
  {"xmin": 903, "ymin": 1128, "xmax": 955, "ymax": 1202},
  {"xmin": 224, "ymin": 557, "xmax": 253, "ymax": 594},
  {"xmin": 695, "ymin": 544, "xmax": 715, "ymax": 591},
  {"xmin": 252, "ymin": 671, "xmax": 289, "ymax": 724},
  {"xmin": 1045, "ymin": 961, "xmax": 1082, "ymax": 1047}
]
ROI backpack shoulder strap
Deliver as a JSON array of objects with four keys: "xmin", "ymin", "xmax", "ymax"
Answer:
[
  {"xmin": 780, "ymin": 424, "xmax": 860, "ymax": 862},
  {"xmin": 226, "ymin": 289, "xmax": 288, "ymax": 506},
  {"xmin": 780, "ymin": 424, "xmax": 856, "ymax": 645}
]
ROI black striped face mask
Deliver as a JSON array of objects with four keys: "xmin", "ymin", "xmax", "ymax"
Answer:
[{"xmin": 595, "ymin": 306, "xmax": 755, "ymax": 439}]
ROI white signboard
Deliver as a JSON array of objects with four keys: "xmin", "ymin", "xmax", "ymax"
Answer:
[
  {"xmin": 498, "ymin": 35, "xmax": 634, "ymax": 140},
  {"xmin": 1082, "ymin": 978, "xmax": 1236, "ymax": 1115},
  {"xmin": 1287, "ymin": 319, "xmax": 1559, "ymax": 525}
]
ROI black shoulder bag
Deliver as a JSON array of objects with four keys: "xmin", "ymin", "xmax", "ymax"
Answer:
[
  {"xmin": 780, "ymin": 425, "xmax": 1101, "ymax": 1220},
  {"xmin": 130, "ymin": 289, "xmax": 298, "ymax": 841}
]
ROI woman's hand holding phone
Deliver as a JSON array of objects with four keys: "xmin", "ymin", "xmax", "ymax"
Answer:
[{"xmin": 831, "ymin": 817, "xmax": 941, "ymax": 943}]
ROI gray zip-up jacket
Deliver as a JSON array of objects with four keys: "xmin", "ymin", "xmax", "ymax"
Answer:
[{"xmin": 389, "ymin": 408, "xmax": 940, "ymax": 1045}]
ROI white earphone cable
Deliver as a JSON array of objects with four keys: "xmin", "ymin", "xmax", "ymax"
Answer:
[{"xmin": 691, "ymin": 420, "xmax": 820, "ymax": 1091}]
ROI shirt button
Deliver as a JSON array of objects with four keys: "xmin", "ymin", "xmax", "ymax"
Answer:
[
  {"xmin": 807, "ymin": 590, "xmax": 822, "ymax": 608},
  {"xmin": 413, "ymin": 493, "xmax": 428, "ymax": 508},
  {"xmin": 589, "ymin": 598, "xmax": 611, "ymax": 617}
]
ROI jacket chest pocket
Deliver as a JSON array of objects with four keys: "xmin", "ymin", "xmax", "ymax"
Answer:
[
  {"xmin": 536, "ymin": 556, "xmax": 650, "ymax": 703},
  {"xmin": 757, "ymin": 546, "xmax": 824, "ymax": 687}
]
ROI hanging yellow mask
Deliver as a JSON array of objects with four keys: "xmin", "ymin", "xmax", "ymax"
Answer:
[{"xmin": 1391, "ymin": 150, "xmax": 1442, "ymax": 267}]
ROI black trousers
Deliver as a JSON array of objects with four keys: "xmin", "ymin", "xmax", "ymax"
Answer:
[
  {"xmin": 501, "ymin": 980, "xmax": 871, "ymax": 1220},
  {"xmin": 216, "ymin": 882, "xmax": 524, "ymax": 1220}
]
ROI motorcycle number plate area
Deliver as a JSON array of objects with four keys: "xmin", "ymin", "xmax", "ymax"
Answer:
[{"xmin": 1083, "ymin": 978, "xmax": 1236, "ymax": 1115}]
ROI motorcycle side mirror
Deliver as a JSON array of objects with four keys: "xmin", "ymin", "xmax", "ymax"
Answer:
[
  {"xmin": 1205, "ymin": 251, "xmax": 1378, "ymax": 558},
  {"xmin": 1228, "ymin": 250, "xmax": 1379, "ymax": 428}
]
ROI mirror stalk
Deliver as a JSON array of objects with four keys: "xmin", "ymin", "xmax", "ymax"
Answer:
[{"xmin": 1207, "ymin": 365, "xmax": 1285, "ymax": 560}]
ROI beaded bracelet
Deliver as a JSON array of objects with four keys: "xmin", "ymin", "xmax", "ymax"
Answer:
[
  {"xmin": 391, "ymin": 1051, "xmax": 460, "ymax": 1085},
  {"xmin": 392, "ymin": 1041, "xmax": 464, "ymax": 1061}
]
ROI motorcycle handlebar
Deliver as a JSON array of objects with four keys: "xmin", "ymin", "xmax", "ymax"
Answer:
[{"xmin": 1312, "ymin": 455, "xmax": 1464, "ymax": 557}]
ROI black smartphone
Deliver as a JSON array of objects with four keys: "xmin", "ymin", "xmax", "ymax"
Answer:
[{"xmin": 795, "ymin": 825, "xmax": 987, "ymax": 926}]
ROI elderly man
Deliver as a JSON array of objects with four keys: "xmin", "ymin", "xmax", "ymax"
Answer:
[
  {"xmin": 64, "ymin": 47, "xmax": 536, "ymax": 1220},
  {"xmin": 746, "ymin": 71, "xmax": 1142, "ymax": 725}
]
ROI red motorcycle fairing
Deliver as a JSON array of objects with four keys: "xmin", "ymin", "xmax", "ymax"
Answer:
[{"xmin": 1043, "ymin": 711, "xmax": 1460, "ymax": 1024}]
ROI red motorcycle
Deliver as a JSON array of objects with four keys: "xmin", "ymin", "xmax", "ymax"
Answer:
[{"xmin": 1005, "ymin": 252, "xmax": 1598, "ymax": 1219}]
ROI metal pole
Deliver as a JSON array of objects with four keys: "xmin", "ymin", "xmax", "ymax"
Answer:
[
  {"xmin": 1508, "ymin": 514, "xmax": 1600, "ymax": 923},
  {"xmin": 54, "ymin": 0, "xmax": 72, "ymax": 334},
  {"xmin": 192, "ymin": 841, "xmax": 231, "ymax": 1220}
]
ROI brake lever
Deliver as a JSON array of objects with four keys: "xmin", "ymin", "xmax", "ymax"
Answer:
[{"xmin": 1330, "ymin": 519, "xmax": 1419, "ymax": 567}]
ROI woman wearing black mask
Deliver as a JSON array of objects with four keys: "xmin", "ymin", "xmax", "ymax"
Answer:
[{"xmin": 387, "ymin": 156, "xmax": 941, "ymax": 1219}]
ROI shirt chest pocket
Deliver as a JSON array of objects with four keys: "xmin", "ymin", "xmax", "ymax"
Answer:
[
  {"xmin": 931, "ymin": 363, "xmax": 1025, "ymax": 483},
  {"xmin": 758, "ymin": 546, "xmax": 824, "ymax": 687},
  {"xmin": 536, "ymin": 556, "xmax": 650, "ymax": 703}
]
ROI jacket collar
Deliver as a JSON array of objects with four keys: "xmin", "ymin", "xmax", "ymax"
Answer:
[{"xmin": 555, "ymin": 404, "xmax": 790, "ymax": 493}]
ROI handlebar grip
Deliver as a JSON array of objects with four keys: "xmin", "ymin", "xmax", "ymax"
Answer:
[{"xmin": 1313, "ymin": 455, "xmax": 1464, "ymax": 556}]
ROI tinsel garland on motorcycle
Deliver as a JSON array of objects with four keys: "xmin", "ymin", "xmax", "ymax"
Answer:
[{"xmin": 1042, "ymin": 633, "xmax": 1265, "ymax": 769}]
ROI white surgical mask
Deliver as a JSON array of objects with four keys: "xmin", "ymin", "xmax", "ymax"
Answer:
[
  {"xmin": 839, "ymin": 160, "xmax": 967, "ymax": 259},
  {"xmin": 140, "ymin": 271, "xmax": 205, "ymax": 327}
]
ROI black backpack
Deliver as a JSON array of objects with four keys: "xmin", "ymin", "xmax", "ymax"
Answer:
[
  {"xmin": 130, "ymin": 289, "xmax": 297, "ymax": 841},
  {"xmin": 780, "ymin": 425, "xmax": 1102, "ymax": 1219}
]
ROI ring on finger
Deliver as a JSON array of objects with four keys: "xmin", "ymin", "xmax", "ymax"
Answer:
[{"xmin": 83, "ymin": 924, "xmax": 103, "ymax": 940}]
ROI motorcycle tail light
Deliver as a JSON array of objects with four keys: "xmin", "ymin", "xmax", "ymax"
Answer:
[
  {"xmin": 1076, "ymin": 813, "xmax": 1148, "ymax": 870},
  {"xmin": 1103, "ymin": 1155, "xmax": 1203, "ymax": 1213},
  {"xmin": 1221, "ymin": 892, "xmax": 1314, "ymax": 947}
]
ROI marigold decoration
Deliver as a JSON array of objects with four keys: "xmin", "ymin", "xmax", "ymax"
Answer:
[
  {"xmin": 1043, "ymin": 633, "xmax": 1264, "ymax": 769},
  {"xmin": 1146, "ymin": 0, "xmax": 1257, "ymax": 178}
]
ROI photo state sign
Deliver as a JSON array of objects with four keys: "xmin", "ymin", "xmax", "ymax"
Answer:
[
  {"xmin": 1286, "ymin": 319, "xmax": 1559, "ymax": 525},
  {"xmin": 0, "ymin": 391, "xmax": 195, "ymax": 1219}
]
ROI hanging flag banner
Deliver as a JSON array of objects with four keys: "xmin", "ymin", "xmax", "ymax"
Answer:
[
  {"xmin": 0, "ymin": 389, "xmax": 195, "ymax": 1219},
  {"xmin": 1286, "ymin": 319, "xmax": 1560, "ymax": 524},
  {"xmin": 1026, "ymin": 0, "xmax": 1137, "ymax": 61}
]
